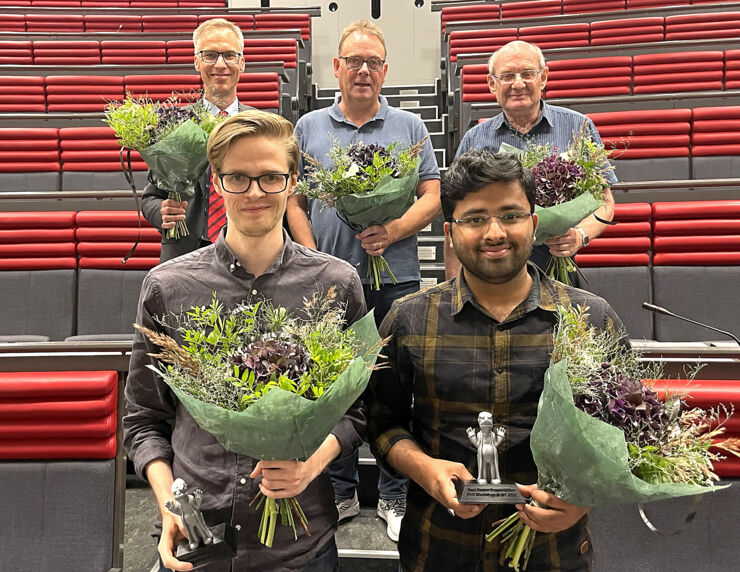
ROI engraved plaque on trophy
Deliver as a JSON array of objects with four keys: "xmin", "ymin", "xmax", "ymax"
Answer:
[
  {"xmin": 165, "ymin": 478, "xmax": 237, "ymax": 570},
  {"xmin": 456, "ymin": 412, "xmax": 525, "ymax": 504}
]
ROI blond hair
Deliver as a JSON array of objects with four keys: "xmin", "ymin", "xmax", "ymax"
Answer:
[
  {"xmin": 193, "ymin": 18, "xmax": 244, "ymax": 53},
  {"xmin": 207, "ymin": 110, "xmax": 299, "ymax": 175},
  {"xmin": 338, "ymin": 20, "xmax": 386, "ymax": 56},
  {"xmin": 488, "ymin": 40, "xmax": 546, "ymax": 75}
]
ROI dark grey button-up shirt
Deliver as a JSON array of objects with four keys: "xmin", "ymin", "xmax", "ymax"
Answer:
[{"xmin": 123, "ymin": 231, "xmax": 367, "ymax": 571}]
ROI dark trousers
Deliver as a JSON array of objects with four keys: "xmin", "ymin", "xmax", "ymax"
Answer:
[{"xmin": 330, "ymin": 280, "xmax": 420, "ymax": 501}]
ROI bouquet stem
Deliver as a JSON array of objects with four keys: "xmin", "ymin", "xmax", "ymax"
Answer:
[
  {"xmin": 165, "ymin": 192, "xmax": 190, "ymax": 240},
  {"xmin": 486, "ymin": 509, "xmax": 536, "ymax": 571},
  {"xmin": 367, "ymin": 255, "xmax": 397, "ymax": 291},
  {"xmin": 546, "ymin": 256, "xmax": 578, "ymax": 286},
  {"xmin": 250, "ymin": 493, "xmax": 310, "ymax": 548}
]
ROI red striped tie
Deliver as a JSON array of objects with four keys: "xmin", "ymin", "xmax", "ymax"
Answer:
[{"xmin": 206, "ymin": 110, "xmax": 228, "ymax": 242}]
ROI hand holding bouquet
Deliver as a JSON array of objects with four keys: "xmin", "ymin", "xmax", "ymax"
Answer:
[
  {"xmin": 136, "ymin": 287, "xmax": 384, "ymax": 547},
  {"xmin": 295, "ymin": 137, "xmax": 427, "ymax": 290},
  {"xmin": 505, "ymin": 120, "xmax": 614, "ymax": 284},
  {"xmin": 105, "ymin": 94, "xmax": 226, "ymax": 239},
  {"xmin": 486, "ymin": 304, "xmax": 739, "ymax": 570}
]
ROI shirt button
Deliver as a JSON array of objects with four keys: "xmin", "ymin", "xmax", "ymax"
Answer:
[
  {"xmin": 251, "ymin": 289, "xmax": 257, "ymax": 295},
  {"xmin": 496, "ymin": 366, "xmax": 505, "ymax": 374},
  {"xmin": 235, "ymin": 524, "xmax": 242, "ymax": 531},
  {"xmin": 235, "ymin": 261, "xmax": 241, "ymax": 267},
  {"xmin": 229, "ymin": 264, "xmax": 235, "ymax": 271},
  {"xmin": 240, "ymin": 477, "xmax": 247, "ymax": 485}
]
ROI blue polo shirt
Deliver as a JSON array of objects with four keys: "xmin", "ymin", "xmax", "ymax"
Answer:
[{"xmin": 295, "ymin": 95, "xmax": 440, "ymax": 285}]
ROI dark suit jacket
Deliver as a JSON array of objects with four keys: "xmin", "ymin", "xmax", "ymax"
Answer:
[{"xmin": 141, "ymin": 102, "xmax": 252, "ymax": 263}]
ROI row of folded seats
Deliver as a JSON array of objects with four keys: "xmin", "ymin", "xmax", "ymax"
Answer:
[
  {"xmin": 0, "ymin": 370, "xmax": 121, "ymax": 571},
  {"xmin": 0, "ymin": 12, "xmax": 310, "ymax": 36},
  {"xmin": 440, "ymin": 0, "xmax": 738, "ymax": 30},
  {"xmin": 0, "ymin": 201, "xmax": 738, "ymax": 343},
  {"xmin": 0, "ymin": 71, "xmax": 281, "ymax": 113},
  {"xmin": 0, "ymin": 38, "xmax": 298, "ymax": 67},
  {"xmin": 0, "ymin": 211, "xmax": 159, "ymax": 342}
]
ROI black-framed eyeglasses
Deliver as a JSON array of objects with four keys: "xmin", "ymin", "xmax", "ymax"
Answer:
[
  {"xmin": 338, "ymin": 55, "xmax": 385, "ymax": 72},
  {"xmin": 217, "ymin": 172, "xmax": 291, "ymax": 194},
  {"xmin": 448, "ymin": 212, "xmax": 532, "ymax": 228},
  {"xmin": 198, "ymin": 50, "xmax": 243, "ymax": 65},
  {"xmin": 491, "ymin": 69, "xmax": 542, "ymax": 85}
]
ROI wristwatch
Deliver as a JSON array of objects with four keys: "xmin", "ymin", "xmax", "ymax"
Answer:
[{"xmin": 574, "ymin": 226, "xmax": 590, "ymax": 248}]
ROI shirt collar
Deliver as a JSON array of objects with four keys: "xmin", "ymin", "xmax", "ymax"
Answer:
[
  {"xmin": 328, "ymin": 94, "xmax": 389, "ymax": 125},
  {"xmin": 212, "ymin": 228, "xmax": 295, "ymax": 275},
  {"xmin": 495, "ymin": 101, "xmax": 552, "ymax": 135},
  {"xmin": 450, "ymin": 262, "xmax": 556, "ymax": 319},
  {"xmin": 202, "ymin": 97, "xmax": 240, "ymax": 117}
]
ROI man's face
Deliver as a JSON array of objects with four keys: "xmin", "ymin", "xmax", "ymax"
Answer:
[
  {"xmin": 333, "ymin": 31, "xmax": 388, "ymax": 109},
  {"xmin": 194, "ymin": 27, "xmax": 245, "ymax": 106},
  {"xmin": 488, "ymin": 45, "xmax": 547, "ymax": 117},
  {"xmin": 214, "ymin": 135, "xmax": 296, "ymax": 240},
  {"xmin": 444, "ymin": 180, "xmax": 538, "ymax": 285}
]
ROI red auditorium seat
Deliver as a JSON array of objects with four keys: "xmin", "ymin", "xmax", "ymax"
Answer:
[
  {"xmin": 665, "ymin": 12, "xmax": 740, "ymax": 41},
  {"xmin": 26, "ymin": 14, "xmax": 84, "ymax": 32},
  {"xmin": 726, "ymin": 50, "xmax": 740, "ymax": 90},
  {"xmin": 141, "ymin": 14, "xmax": 198, "ymax": 33},
  {"xmin": 84, "ymin": 15, "xmax": 142, "ymax": 32},
  {"xmin": 197, "ymin": 13, "xmax": 254, "ymax": 30},
  {"xmin": 461, "ymin": 63, "xmax": 495, "ymax": 103},
  {"xmin": 179, "ymin": 0, "xmax": 225, "ymax": 7},
  {"xmin": 0, "ymin": 14, "xmax": 26, "ymax": 31},
  {"xmin": 254, "ymin": 13, "xmax": 311, "ymax": 41},
  {"xmin": 501, "ymin": 0, "xmax": 561, "ymax": 20},
  {"xmin": 166, "ymin": 39, "xmax": 196, "ymax": 64},
  {"xmin": 123, "ymin": 74, "xmax": 202, "ymax": 103},
  {"xmin": 440, "ymin": 5, "xmax": 500, "ymax": 34},
  {"xmin": 33, "ymin": 40, "xmax": 101, "ymax": 66},
  {"xmin": 0, "ymin": 76, "xmax": 45, "ymax": 112},
  {"xmin": 243, "ymin": 38, "xmax": 297, "ymax": 69},
  {"xmin": 691, "ymin": 106, "xmax": 740, "ymax": 157},
  {"xmin": 0, "ymin": 128, "xmax": 60, "ymax": 174},
  {"xmin": 0, "ymin": 40, "xmax": 32, "ymax": 64},
  {"xmin": 627, "ymin": 0, "xmax": 688, "ymax": 7},
  {"xmin": 237, "ymin": 72, "xmax": 281, "ymax": 112},
  {"xmin": 59, "ymin": 127, "xmax": 146, "ymax": 172},
  {"xmin": 46, "ymin": 76, "xmax": 124, "ymax": 112},
  {"xmin": 519, "ymin": 23, "xmax": 590, "ymax": 50},
  {"xmin": 448, "ymin": 29, "xmax": 518, "ymax": 63},
  {"xmin": 76, "ymin": 211, "xmax": 160, "ymax": 270},
  {"xmin": 545, "ymin": 56, "xmax": 632, "ymax": 99},
  {"xmin": 102, "ymin": 40, "xmax": 167, "ymax": 65},
  {"xmin": 590, "ymin": 17, "xmax": 665, "ymax": 46},
  {"xmin": 632, "ymin": 51, "xmax": 724, "ymax": 94},
  {"xmin": 0, "ymin": 211, "xmax": 76, "ymax": 271},
  {"xmin": 576, "ymin": 203, "xmax": 652, "ymax": 268},
  {"xmin": 563, "ymin": 0, "xmax": 625, "ymax": 15}
]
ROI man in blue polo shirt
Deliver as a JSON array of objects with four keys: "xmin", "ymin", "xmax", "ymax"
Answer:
[
  {"xmin": 447, "ymin": 40, "xmax": 618, "ymax": 279},
  {"xmin": 286, "ymin": 20, "xmax": 441, "ymax": 542}
]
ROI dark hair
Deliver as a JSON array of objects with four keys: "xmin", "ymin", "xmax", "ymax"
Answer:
[{"xmin": 441, "ymin": 149, "xmax": 536, "ymax": 221}]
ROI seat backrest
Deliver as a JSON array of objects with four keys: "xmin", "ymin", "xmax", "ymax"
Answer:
[
  {"xmin": 441, "ymin": 5, "xmax": 500, "ymax": 35},
  {"xmin": 563, "ymin": 0, "xmax": 625, "ymax": 15},
  {"xmin": 123, "ymin": 74, "xmax": 202, "ymax": 103},
  {"xmin": 102, "ymin": 40, "xmax": 166, "ymax": 64},
  {"xmin": 518, "ymin": 23, "xmax": 590, "ymax": 49},
  {"xmin": 590, "ymin": 16, "xmax": 665, "ymax": 46},
  {"xmin": 632, "ymin": 51, "xmax": 724, "ymax": 94},
  {"xmin": 254, "ymin": 13, "xmax": 311, "ymax": 41},
  {"xmin": 84, "ymin": 14, "xmax": 142, "ymax": 32},
  {"xmin": 0, "ymin": 75, "xmax": 45, "ymax": 112},
  {"xmin": 59, "ymin": 126, "xmax": 145, "ymax": 172},
  {"xmin": 546, "ymin": 56, "xmax": 632, "ymax": 99},
  {"xmin": 237, "ymin": 72, "xmax": 281, "ymax": 111},
  {"xmin": 501, "ymin": 0, "xmax": 561, "ymax": 20},
  {"xmin": 46, "ymin": 75, "xmax": 124, "ymax": 112},
  {"xmin": 665, "ymin": 11, "xmax": 740, "ymax": 41}
]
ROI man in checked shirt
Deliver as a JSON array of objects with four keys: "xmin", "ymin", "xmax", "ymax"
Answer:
[{"xmin": 367, "ymin": 150, "xmax": 626, "ymax": 571}]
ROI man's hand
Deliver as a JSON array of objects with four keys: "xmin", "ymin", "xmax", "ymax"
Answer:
[
  {"xmin": 160, "ymin": 198, "xmax": 188, "ymax": 230},
  {"xmin": 158, "ymin": 510, "xmax": 194, "ymax": 571},
  {"xmin": 417, "ymin": 458, "xmax": 485, "ymax": 520},
  {"xmin": 356, "ymin": 224, "xmax": 394, "ymax": 256},
  {"xmin": 515, "ymin": 484, "xmax": 588, "ymax": 533},
  {"xmin": 250, "ymin": 458, "xmax": 321, "ymax": 499},
  {"xmin": 544, "ymin": 227, "xmax": 583, "ymax": 258}
]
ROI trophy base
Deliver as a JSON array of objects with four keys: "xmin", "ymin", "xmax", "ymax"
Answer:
[
  {"xmin": 174, "ymin": 523, "xmax": 237, "ymax": 570},
  {"xmin": 455, "ymin": 480, "xmax": 525, "ymax": 504}
]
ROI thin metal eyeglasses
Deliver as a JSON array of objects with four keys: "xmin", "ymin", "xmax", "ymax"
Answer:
[
  {"xmin": 198, "ymin": 50, "xmax": 243, "ymax": 64},
  {"xmin": 217, "ymin": 173, "xmax": 291, "ymax": 194},
  {"xmin": 338, "ymin": 56, "xmax": 385, "ymax": 72},
  {"xmin": 491, "ymin": 69, "xmax": 542, "ymax": 85},
  {"xmin": 449, "ymin": 212, "xmax": 533, "ymax": 228}
]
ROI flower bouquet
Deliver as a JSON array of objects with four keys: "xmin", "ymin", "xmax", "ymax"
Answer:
[
  {"xmin": 104, "ymin": 94, "xmax": 225, "ymax": 239},
  {"xmin": 486, "ymin": 304, "xmax": 739, "ymax": 571},
  {"xmin": 136, "ymin": 287, "xmax": 384, "ymax": 547},
  {"xmin": 295, "ymin": 137, "xmax": 427, "ymax": 290},
  {"xmin": 502, "ymin": 121, "xmax": 613, "ymax": 284}
]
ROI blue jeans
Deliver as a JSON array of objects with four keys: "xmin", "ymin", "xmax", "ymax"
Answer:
[{"xmin": 330, "ymin": 281, "xmax": 419, "ymax": 501}]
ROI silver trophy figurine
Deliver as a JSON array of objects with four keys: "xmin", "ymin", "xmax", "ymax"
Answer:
[
  {"xmin": 164, "ymin": 478, "xmax": 236, "ymax": 569},
  {"xmin": 457, "ymin": 412, "xmax": 525, "ymax": 504}
]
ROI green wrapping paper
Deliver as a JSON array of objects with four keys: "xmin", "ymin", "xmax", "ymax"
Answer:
[
  {"xmin": 334, "ymin": 165, "xmax": 419, "ymax": 230},
  {"xmin": 139, "ymin": 119, "xmax": 210, "ymax": 200},
  {"xmin": 533, "ymin": 193, "xmax": 602, "ymax": 246},
  {"xmin": 530, "ymin": 358, "xmax": 729, "ymax": 508},
  {"xmin": 149, "ymin": 310, "xmax": 381, "ymax": 461}
]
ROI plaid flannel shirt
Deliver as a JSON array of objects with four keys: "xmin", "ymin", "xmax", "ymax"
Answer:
[{"xmin": 368, "ymin": 263, "xmax": 625, "ymax": 572}]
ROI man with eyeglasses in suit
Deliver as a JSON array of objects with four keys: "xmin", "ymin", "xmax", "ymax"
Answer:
[
  {"xmin": 142, "ymin": 18, "xmax": 253, "ymax": 262},
  {"xmin": 447, "ymin": 41, "xmax": 617, "ymax": 281},
  {"xmin": 285, "ymin": 19, "xmax": 441, "ymax": 542}
]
